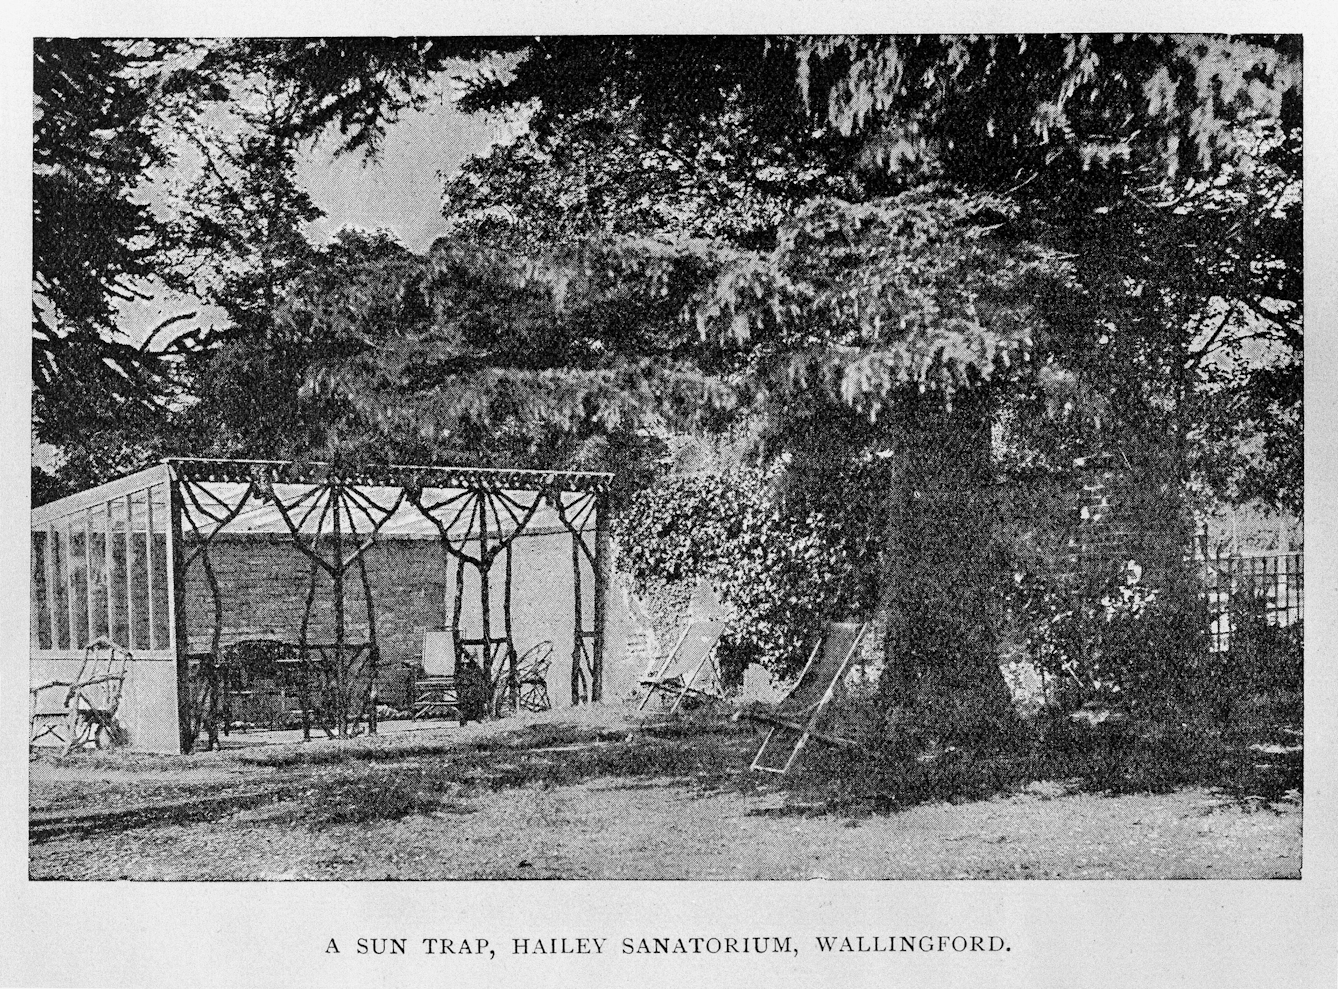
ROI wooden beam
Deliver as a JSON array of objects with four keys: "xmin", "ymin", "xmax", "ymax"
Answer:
[
  {"xmin": 104, "ymin": 499, "xmax": 115, "ymax": 644},
  {"xmin": 167, "ymin": 474, "xmax": 194, "ymax": 754},
  {"xmin": 145, "ymin": 488, "xmax": 156, "ymax": 651},
  {"xmin": 124, "ymin": 494, "xmax": 136, "ymax": 651}
]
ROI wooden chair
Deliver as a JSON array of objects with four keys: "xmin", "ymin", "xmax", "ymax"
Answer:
[
  {"xmin": 410, "ymin": 631, "xmax": 459, "ymax": 720},
  {"xmin": 638, "ymin": 619, "xmax": 728, "ymax": 714},
  {"xmin": 30, "ymin": 638, "xmax": 133, "ymax": 755}
]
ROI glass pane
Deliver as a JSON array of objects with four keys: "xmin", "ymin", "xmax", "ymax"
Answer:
[
  {"xmin": 51, "ymin": 528, "xmax": 69, "ymax": 650},
  {"xmin": 149, "ymin": 482, "xmax": 169, "ymax": 532},
  {"xmin": 69, "ymin": 527, "xmax": 89, "ymax": 649},
  {"xmin": 31, "ymin": 531, "xmax": 51, "ymax": 650},
  {"xmin": 129, "ymin": 492, "xmax": 150, "ymax": 651},
  {"xmin": 111, "ymin": 524, "xmax": 129, "ymax": 648},
  {"xmin": 89, "ymin": 506, "xmax": 109, "ymax": 641},
  {"xmin": 151, "ymin": 531, "xmax": 171, "ymax": 649}
]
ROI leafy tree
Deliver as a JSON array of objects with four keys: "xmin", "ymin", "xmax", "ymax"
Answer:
[
  {"xmin": 226, "ymin": 34, "xmax": 1299, "ymax": 740},
  {"xmin": 32, "ymin": 39, "xmax": 184, "ymax": 501},
  {"xmin": 616, "ymin": 457, "xmax": 885, "ymax": 680},
  {"xmin": 424, "ymin": 35, "xmax": 1300, "ymax": 737},
  {"xmin": 34, "ymin": 36, "xmax": 1299, "ymax": 745},
  {"xmin": 159, "ymin": 74, "xmax": 330, "ymax": 460}
]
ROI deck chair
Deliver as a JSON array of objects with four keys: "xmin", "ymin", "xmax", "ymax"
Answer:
[
  {"xmin": 750, "ymin": 621, "xmax": 869, "ymax": 774},
  {"xmin": 30, "ymin": 637, "xmax": 133, "ymax": 755},
  {"xmin": 410, "ymin": 631, "xmax": 459, "ymax": 720},
  {"xmin": 637, "ymin": 619, "xmax": 728, "ymax": 714}
]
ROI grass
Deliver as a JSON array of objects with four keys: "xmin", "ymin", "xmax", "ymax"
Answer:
[
  {"xmin": 32, "ymin": 699, "xmax": 1301, "ymax": 842},
  {"xmin": 784, "ymin": 703, "xmax": 1303, "ymax": 818}
]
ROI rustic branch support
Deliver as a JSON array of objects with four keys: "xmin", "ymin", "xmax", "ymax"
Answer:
[{"xmin": 33, "ymin": 458, "xmax": 612, "ymax": 754}]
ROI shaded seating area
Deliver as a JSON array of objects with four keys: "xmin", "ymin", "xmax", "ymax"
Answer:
[
  {"xmin": 29, "ymin": 459, "xmax": 613, "ymax": 754},
  {"xmin": 30, "ymin": 638, "xmax": 133, "ymax": 754},
  {"xmin": 638, "ymin": 619, "xmax": 728, "ymax": 714},
  {"xmin": 750, "ymin": 621, "xmax": 871, "ymax": 774},
  {"xmin": 214, "ymin": 638, "xmax": 304, "ymax": 732}
]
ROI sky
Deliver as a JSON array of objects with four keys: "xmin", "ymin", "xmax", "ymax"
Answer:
[
  {"xmin": 120, "ymin": 76, "xmax": 520, "ymax": 346},
  {"xmin": 298, "ymin": 77, "xmax": 521, "ymax": 252}
]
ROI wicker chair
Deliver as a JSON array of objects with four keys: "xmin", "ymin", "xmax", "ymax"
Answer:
[{"xmin": 491, "ymin": 641, "xmax": 554, "ymax": 716}]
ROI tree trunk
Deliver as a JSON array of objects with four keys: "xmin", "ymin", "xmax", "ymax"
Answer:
[{"xmin": 879, "ymin": 388, "xmax": 1016, "ymax": 746}]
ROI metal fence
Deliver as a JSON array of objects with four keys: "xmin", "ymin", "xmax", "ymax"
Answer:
[{"xmin": 1197, "ymin": 550, "xmax": 1303, "ymax": 655}]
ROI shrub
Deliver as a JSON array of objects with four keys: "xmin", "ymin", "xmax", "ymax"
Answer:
[{"xmin": 1008, "ymin": 557, "xmax": 1211, "ymax": 716}]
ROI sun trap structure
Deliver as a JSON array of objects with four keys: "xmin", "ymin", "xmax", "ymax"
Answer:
[{"xmin": 30, "ymin": 458, "xmax": 611, "ymax": 754}]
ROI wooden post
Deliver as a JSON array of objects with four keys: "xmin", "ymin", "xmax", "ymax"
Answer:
[
  {"xmin": 167, "ymin": 474, "xmax": 195, "ymax": 754},
  {"xmin": 592, "ymin": 488, "xmax": 610, "ymax": 703},
  {"xmin": 331, "ymin": 483, "xmax": 346, "ymax": 738},
  {"xmin": 452, "ymin": 553, "xmax": 466, "ymax": 670},
  {"xmin": 124, "ymin": 495, "xmax": 136, "ymax": 650},
  {"xmin": 570, "ymin": 521, "xmax": 584, "ymax": 706},
  {"xmin": 145, "ymin": 490, "xmax": 157, "ymax": 650},
  {"xmin": 104, "ymin": 500, "xmax": 116, "ymax": 643},
  {"xmin": 505, "ymin": 542, "xmax": 517, "ymax": 712},
  {"xmin": 478, "ymin": 491, "xmax": 492, "ymax": 683}
]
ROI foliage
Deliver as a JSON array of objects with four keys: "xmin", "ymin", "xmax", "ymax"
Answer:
[
  {"xmin": 198, "ymin": 35, "xmax": 1300, "ymax": 738},
  {"xmin": 1010, "ymin": 558, "xmax": 1209, "ymax": 714},
  {"xmin": 194, "ymin": 38, "xmax": 529, "ymax": 157},
  {"xmin": 289, "ymin": 184, "xmax": 1074, "ymax": 483},
  {"xmin": 32, "ymin": 39, "xmax": 189, "ymax": 500},
  {"xmin": 615, "ymin": 461, "xmax": 883, "ymax": 679},
  {"xmin": 31, "ymin": 35, "xmax": 1302, "ymax": 745},
  {"xmin": 444, "ymin": 33, "xmax": 1301, "ymax": 508},
  {"xmin": 443, "ymin": 87, "xmax": 846, "ymax": 251}
]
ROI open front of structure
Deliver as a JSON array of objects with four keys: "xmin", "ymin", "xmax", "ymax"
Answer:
[{"xmin": 30, "ymin": 458, "xmax": 612, "ymax": 754}]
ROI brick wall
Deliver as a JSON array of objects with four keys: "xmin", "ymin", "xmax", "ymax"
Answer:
[
  {"xmin": 181, "ymin": 530, "xmax": 607, "ymax": 709},
  {"xmin": 183, "ymin": 536, "xmax": 448, "ymax": 706}
]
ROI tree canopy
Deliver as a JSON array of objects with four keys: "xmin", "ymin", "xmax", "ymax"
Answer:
[{"xmin": 31, "ymin": 35, "xmax": 1302, "ymax": 737}]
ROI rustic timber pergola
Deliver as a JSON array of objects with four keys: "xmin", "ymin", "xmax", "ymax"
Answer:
[{"xmin": 29, "ymin": 458, "xmax": 612, "ymax": 753}]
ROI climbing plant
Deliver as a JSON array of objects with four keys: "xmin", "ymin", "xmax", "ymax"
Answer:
[{"xmin": 615, "ymin": 458, "xmax": 883, "ymax": 680}]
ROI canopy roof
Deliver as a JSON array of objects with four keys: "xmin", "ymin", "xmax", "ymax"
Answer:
[
  {"xmin": 32, "ymin": 458, "xmax": 611, "ymax": 538},
  {"xmin": 169, "ymin": 457, "xmax": 612, "ymax": 493},
  {"xmin": 180, "ymin": 481, "xmax": 584, "ymax": 539}
]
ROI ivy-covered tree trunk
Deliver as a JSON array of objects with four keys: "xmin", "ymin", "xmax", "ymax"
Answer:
[{"xmin": 879, "ymin": 389, "xmax": 1016, "ymax": 745}]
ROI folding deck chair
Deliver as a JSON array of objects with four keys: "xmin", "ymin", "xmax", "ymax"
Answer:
[
  {"xmin": 410, "ymin": 631, "xmax": 460, "ymax": 720},
  {"xmin": 749, "ymin": 621, "xmax": 870, "ymax": 774},
  {"xmin": 637, "ymin": 619, "xmax": 727, "ymax": 714}
]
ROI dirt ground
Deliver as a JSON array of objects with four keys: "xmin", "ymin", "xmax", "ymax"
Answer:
[{"xmin": 29, "ymin": 704, "xmax": 1302, "ymax": 880}]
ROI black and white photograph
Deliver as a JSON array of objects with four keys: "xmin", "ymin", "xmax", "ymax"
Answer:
[{"xmin": 8, "ymin": 16, "xmax": 1333, "ymax": 988}]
